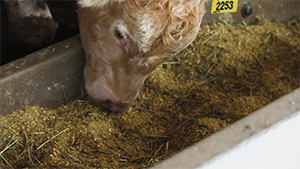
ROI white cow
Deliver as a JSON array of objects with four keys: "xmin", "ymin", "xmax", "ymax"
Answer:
[{"xmin": 4, "ymin": 0, "xmax": 206, "ymax": 111}]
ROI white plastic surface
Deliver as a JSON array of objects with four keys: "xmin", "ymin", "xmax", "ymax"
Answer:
[{"xmin": 199, "ymin": 111, "xmax": 300, "ymax": 169}]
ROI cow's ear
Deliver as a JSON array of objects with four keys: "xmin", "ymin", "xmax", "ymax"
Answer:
[{"xmin": 78, "ymin": 0, "xmax": 126, "ymax": 8}]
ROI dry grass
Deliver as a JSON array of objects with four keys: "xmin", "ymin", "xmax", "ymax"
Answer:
[{"xmin": 1, "ymin": 19, "xmax": 299, "ymax": 168}]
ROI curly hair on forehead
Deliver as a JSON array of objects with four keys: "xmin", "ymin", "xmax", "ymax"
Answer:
[
  {"xmin": 158, "ymin": 0, "xmax": 204, "ymax": 45},
  {"xmin": 122, "ymin": 0, "xmax": 206, "ymax": 53}
]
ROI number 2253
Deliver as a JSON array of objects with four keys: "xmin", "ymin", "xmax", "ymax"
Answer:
[{"xmin": 216, "ymin": 1, "xmax": 234, "ymax": 11}]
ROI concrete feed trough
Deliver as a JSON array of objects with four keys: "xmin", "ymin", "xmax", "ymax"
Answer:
[{"xmin": 0, "ymin": 0, "xmax": 299, "ymax": 168}]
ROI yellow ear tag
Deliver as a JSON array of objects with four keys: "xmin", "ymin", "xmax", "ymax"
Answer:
[{"xmin": 211, "ymin": 0, "xmax": 239, "ymax": 14}]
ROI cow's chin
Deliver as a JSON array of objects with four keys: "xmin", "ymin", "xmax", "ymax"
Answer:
[{"xmin": 90, "ymin": 97, "xmax": 131, "ymax": 112}]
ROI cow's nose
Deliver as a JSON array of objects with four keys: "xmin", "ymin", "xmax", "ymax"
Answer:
[{"xmin": 100, "ymin": 100, "xmax": 130, "ymax": 112}]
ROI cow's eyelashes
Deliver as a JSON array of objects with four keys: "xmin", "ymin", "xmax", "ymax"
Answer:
[
  {"xmin": 115, "ymin": 29, "xmax": 124, "ymax": 39},
  {"xmin": 114, "ymin": 28, "xmax": 129, "ymax": 48}
]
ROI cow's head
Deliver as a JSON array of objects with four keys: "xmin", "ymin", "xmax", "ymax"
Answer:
[{"xmin": 78, "ymin": 0, "xmax": 206, "ymax": 111}]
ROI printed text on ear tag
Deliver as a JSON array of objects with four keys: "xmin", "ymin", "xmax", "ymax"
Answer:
[{"xmin": 211, "ymin": 0, "xmax": 238, "ymax": 14}]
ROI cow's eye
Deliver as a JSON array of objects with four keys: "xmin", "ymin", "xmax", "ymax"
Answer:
[
  {"xmin": 115, "ymin": 29, "xmax": 124, "ymax": 39},
  {"xmin": 114, "ymin": 27, "xmax": 129, "ymax": 48}
]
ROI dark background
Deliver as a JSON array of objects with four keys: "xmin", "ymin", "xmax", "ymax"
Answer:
[{"xmin": 0, "ymin": 1, "xmax": 79, "ymax": 65}]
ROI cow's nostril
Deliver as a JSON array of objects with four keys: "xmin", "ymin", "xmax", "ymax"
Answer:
[
  {"xmin": 101, "ymin": 100, "xmax": 113, "ymax": 110},
  {"xmin": 100, "ymin": 100, "xmax": 130, "ymax": 112}
]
